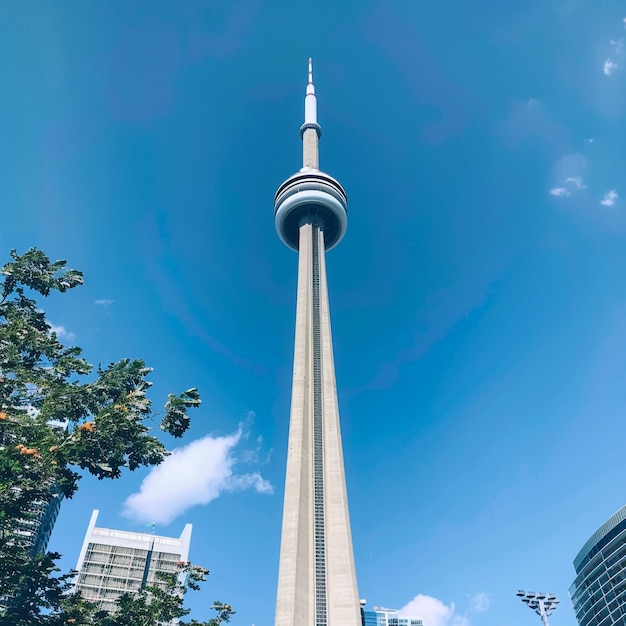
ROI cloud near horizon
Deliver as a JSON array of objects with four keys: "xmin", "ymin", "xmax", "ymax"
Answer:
[
  {"xmin": 398, "ymin": 592, "xmax": 490, "ymax": 626},
  {"xmin": 399, "ymin": 595, "xmax": 466, "ymax": 626},
  {"xmin": 123, "ymin": 428, "xmax": 273, "ymax": 525}
]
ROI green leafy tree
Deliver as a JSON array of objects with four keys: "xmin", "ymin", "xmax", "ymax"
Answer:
[
  {"xmin": 0, "ymin": 249, "xmax": 228, "ymax": 625},
  {"xmin": 96, "ymin": 564, "xmax": 234, "ymax": 626}
]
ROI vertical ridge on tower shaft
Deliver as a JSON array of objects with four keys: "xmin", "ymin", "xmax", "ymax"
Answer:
[{"xmin": 274, "ymin": 60, "xmax": 360, "ymax": 626}]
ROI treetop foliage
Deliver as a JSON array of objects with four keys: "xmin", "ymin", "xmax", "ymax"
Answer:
[
  {"xmin": 0, "ymin": 248, "xmax": 201, "ymax": 493},
  {"xmin": 0, "ymin": 248, "xmax": 230, "ymax": 625}
]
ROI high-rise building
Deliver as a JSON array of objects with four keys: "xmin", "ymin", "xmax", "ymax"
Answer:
[
  {"xmin": 16, "ymin": 485, "xmax": 63, "ymax": 556},
  {"xmin": 570, "ymin": 505, "xmax": 626, "ymax": 626},
  {"xmin": 74, "ymin": 510, "xmax": 192, "ymax": 614},
  {"xmin": 274, "ymin": 60, "xmax": 360, "ymax": 626},
  {"xmin": 0, "ymin": 488, "xmax": 63, "ymax": 613},
  {"xmin": 0, "ymin": 420, "xmax": 64, "ymax": 558},
  {"xmin": 362, "ymin": 606, "xmax": 423, "ymax": 626}
]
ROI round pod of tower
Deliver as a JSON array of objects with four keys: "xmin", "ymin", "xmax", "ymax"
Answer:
[
  {"xmin": 273, "ymin": 58, "xmax": 348, "ymax": 252},
  {"xmin": 274, "ymin": 170, "xmax": 347, "ymax": 251}
]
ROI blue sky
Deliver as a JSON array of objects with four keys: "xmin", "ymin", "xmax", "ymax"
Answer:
[{"xmin": 2, "ymin": 1, "xmax": 626, "ymax": 625}]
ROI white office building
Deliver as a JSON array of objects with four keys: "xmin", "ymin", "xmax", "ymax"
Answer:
[{"xmin": 74, "ymin": 509, "xmax": 192, "ymax": 614}]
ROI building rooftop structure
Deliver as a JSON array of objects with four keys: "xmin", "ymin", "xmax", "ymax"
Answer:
[{"xmin": 362, "ymin": 606, "xmax": 423, "ymax": 626}]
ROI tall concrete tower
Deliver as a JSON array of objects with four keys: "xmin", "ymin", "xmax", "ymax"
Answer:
[{"xmin": 274, "ymin": 60, "xmax": 360, "ymax": 626}]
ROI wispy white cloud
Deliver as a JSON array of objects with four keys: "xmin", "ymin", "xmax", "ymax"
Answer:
[
  {"xmin": 123, "ymin": 427, "xmax": 273, "ymax": 525},
  {"xmin": 549, "ymin": 153, "xmax": 589, "ymax": 199},
  {"xmin": 554, "ymin": 152, "xmax": 587, "ymax": 180},
  {"xmin": 468, "ymin": 593, "xmax": 491, "ymax": 614},
  {"xmin": 565, "ymin": 176, "xmax": 587, "ymax": 190},
  {"xmin": 549, "ymin": 187, "xmax": 570, "ymax": 197},
  {"xmin": 600, "ymin": 189, "xmax": 618, "ymax": 206},
  {"xmin": 238, "ymin": 434, "xmax": 272, "ymax": 464},
  {"xmin": 226, "ymin": 471, "xmax": 273, "ymax": 493},
  {"xmin": 399, "ymin": 595, "xmax": 469, "ymax": 626},
  {"xmin": 610, "ymin": 39, "xmax": 624, "ymax": 53},
  {"xmin": 94, "ymin": 298, "xmax": 114, "ymax": 306},
  {"xmin": 497, "ymin": 97, "xmax": 568, "ymax": 150},
  {"xmin": 603, "ymin": 58, "xmax": 619, "ymax": 75},
  {"xmin": 49, "ymin": 323, "xmax": 76, "ymax": 342},
  {"xmin": 549, "ymin": 176, "xmax": 587, "ymax": 197}
]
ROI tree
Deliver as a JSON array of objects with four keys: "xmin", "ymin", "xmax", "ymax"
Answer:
[
  {"xmin": 0, "ymin": 249, "xmax": 229, "ymax": 625},
  {"xmin": 97, "ymin": 564, "xmax": 234, "ymax": 626}
]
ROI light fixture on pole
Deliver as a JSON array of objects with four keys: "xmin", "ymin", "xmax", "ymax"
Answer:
[{"xmin": 516, "ymin": 590, "xmax": 559, "ymax": 626}]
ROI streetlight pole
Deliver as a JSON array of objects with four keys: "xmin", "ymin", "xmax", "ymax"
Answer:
[{"xmin": 516, "ymin": 590, "xmax": 559, "ymax": 626}]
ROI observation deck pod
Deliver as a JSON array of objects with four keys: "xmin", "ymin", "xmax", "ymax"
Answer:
[{"xmin": 274, "ymin": 169, "xmax": 348, "ymax": 251}]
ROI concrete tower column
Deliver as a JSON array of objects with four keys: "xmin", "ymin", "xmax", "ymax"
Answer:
[{"xmin": 274, "ymin": 60, "xmax": 360, "ymax": 626}]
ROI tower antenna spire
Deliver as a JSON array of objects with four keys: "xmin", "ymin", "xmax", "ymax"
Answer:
[
  {"xmin": 305, "ymin": 57, "xmax": 316, "ymax": 121},
  {"xmin": 302, "ymin": 58, "xmax": 321, "ymax": 169}
]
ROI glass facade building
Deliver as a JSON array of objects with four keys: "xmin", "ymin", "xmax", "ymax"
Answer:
[
  {"xmin": 361, "ymin": 606, "xmax": 423, "ymax": 626},
  {"xmin": 0, "ymin": 484, "xmax": 63, "ymax": 611},
  {"xmin": 570, "ymin": 505, "xmax": 626, "ymax": 626},
  {"xmin": 74, "ymin": 510, "xmax": 192, "ymax": 616},
  {"xmin": 17, "ymin": 485, "xmax": 63, "ymax": 556}
]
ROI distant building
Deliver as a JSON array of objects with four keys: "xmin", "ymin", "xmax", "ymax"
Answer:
[
  {"xmin": 74, "ymin": 510, "xmax": 192, "ymax": 614},
  {"xmin": 0, "ymin": 485, "xmax": 63, "ymax": 613},
  {"xmin": 17, "ymin": 485, "xmax": 63, "ymax": 556},
  {"xmin": 0, "ymin": 418, "xmax": 64, "ymax": 557},
  {"xmin": 570, "ymin": 505, "xmax": 626, "ymax": 626},
  {"xmin": 362, "ymin": 606, "xmax": 423, "ymax": 626}
]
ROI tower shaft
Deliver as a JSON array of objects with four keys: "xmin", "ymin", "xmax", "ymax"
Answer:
[
  {"xmin": 275, "ymin": 222, "xmax": 360, "ymax": 626},
  {"xmin": 303, "ymin": 128, "xmax": 319, "ymax": 170}
]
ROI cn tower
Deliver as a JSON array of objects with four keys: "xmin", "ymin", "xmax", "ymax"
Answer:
[{"xmin": 274, "ymin": 60, "xmax": 361, "ymax": 626}]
